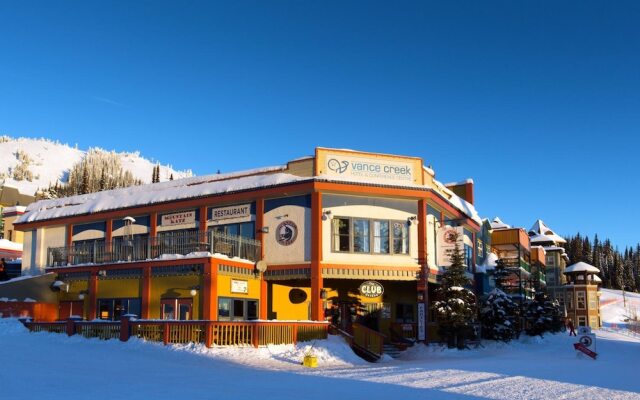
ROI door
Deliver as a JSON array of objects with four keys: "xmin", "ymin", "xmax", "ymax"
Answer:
[
  {"xmin": 339, "ymin": 302, "xmax": 357, "ymax": 333},
  {"xmin": 161, "ymin": 298, "xmax": 193, "ymax": 320}
]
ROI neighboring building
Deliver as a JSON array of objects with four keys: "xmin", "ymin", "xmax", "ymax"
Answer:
[
  {"xmin": 528, "ymin": 219, "xmax": 570, "ymax": 299},
  {"xmin": 563, "ymin": 262, "xmax": 601, "ymax": 329},
  {"xmin": 13, "ymin": 148, "xmax": 481, "ymax": 342},
  {"xmin": 489, "ymin": 219, "xmax": 533, "ymax": 301},
  {"xmin": 2, "ymin": 206, "xmax": 27, "ymax": 244}
]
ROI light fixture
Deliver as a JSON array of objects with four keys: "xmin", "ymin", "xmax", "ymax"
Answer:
[
  {"xmin": 190, "ymin": 285, "xmax": 200, "ymax": 297},
  {"xmin": 407, "ymin": 216, "xmax": 418, "ymax": 226},
  {"xmin": 259, "ymin": 226, "xmax": 269, "ymax": 234},
  {"xmin": 78, "ymin": 290, "xmax": 89, "ymax": 300},
  {"xmin": 97, "ymin": 270, "xmax": 107, "ymax": 277},
  {"xmin": 320, "ymin": 288, "xmax": 328, "ymax": 300},
  {"xmin": 322, "ymin": 210, "xmax": 332, "ymax": 221}
]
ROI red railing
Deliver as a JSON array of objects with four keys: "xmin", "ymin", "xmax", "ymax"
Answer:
[{"xmin": 23, "ymin": 318, "xmax": 329, "ymax": 348}]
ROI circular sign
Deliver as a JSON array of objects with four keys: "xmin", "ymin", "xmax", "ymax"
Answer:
[
  {"xmin": 443, "ymin": 229, "xmax": 458, "ymax": 244},
  {"xmin": 359, "ymin": 281, "xmax": 384, "ymax": 298},
  {"xmin": 579, "ymin": 335, "xmax": 593, "ymax": 347},
  {"xmin": 276, "ymin": 220, "xmax": 298, "ymax": 246}
]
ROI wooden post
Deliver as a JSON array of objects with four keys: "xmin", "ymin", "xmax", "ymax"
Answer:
[
  {"xmin": 66, "ymin": 317, "xmax": 80, "ymax": 336},
  {"xmin": 163, "ymin": 322, "xmax": 170, "ymax": 345},
  {"xmin": 256, "ymin": 198, "xmax": 268, "ymax": 320},
  {"xmin": 292, "ymin": 324, "xmax": 298, "ymax": 345},
  {"xmin": 252, "ymin": 323, "xmax": 260, "ymax": 348},
  {"xmin": 119, "ymin": 315, "xmax": 131, "ymax": 342},
  {"xmin": 204, "ymin": 321, "xmax": 213, "ymax": 348},
  {"xmin": 88, "ymin": 271, "xmax": 98, "ymax": 320},
  {"xmin": 310, "ymin": 192, "xmax": 323, "ymax": 321}
]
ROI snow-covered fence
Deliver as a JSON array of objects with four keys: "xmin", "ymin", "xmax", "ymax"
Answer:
[{"xmin": 23, "ymin": 318, "xmax": 329, "ymax": 348}]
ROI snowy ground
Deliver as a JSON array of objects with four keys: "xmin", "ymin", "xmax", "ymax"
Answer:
[{"xmin": 1, "ymin": 318, "xmax": 639, "ymax": 400}]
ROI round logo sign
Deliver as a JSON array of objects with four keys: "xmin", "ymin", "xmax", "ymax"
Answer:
[
  {"xmin": 579, "ymin": 335, "xmax": 593, "ymax": 347},
  {"xmin": 276, "ymin": 220, "xmax": 298, "ymax": 246},
  {"xmin": 443, "ymin": 229, "xmax": 458, "ymax": 244},
  {"xmin": 359, "ymin": 281, "xmax": 384, "ymax": 298}
]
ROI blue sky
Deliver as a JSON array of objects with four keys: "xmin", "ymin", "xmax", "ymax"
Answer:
[{"xmin": 1, "ymin": 1, "xmax": 639, "ymax": 248}]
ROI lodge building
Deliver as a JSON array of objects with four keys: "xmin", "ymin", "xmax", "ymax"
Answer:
[{"xmin": 14, "ymin": 148, "xmax": 482, "ymax": 340}]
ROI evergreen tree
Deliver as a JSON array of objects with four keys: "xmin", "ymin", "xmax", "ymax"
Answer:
[
  {"xmin": 493, "ymin": 258, "xmax": 511, "ymax": 292},
  {"xmin": 480, "ymin": 289, "xmax": 519, "ymax": 342},
  {"xmin": 432, "ymin": 233, "xmax": 477, "ymax": 348},
  {"xmin": 523, "ymin": 292, "xmax": 562, "ymax": 337}
]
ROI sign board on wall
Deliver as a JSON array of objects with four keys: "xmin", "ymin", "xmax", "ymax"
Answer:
[
  {"xmin": 437, "ymin": 226, "xmax": 465, "ymax": 267},
  {"xmin": 161, "ymin": 211, "xmax": 196, "ymax": 226},
  {"xmin": 417, "ymin": 303, "xmax": 426, "ymax": 341},
  {"xmin": 209, "ymin": 204, "xmax": 252, "ymax": 225},
  {"xmin": 231, "ymin": 279, "xmax": 248, "ymax": 294},
  {"xmin": 316, "ymin": 149, "xmax": 422, "ymax": 186},
  {"xmin": 359, "ymin": 281, "xmax": 384, "ymax": 298}
]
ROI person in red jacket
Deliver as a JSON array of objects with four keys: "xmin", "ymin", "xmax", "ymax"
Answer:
[
  {"xmin": 0, "ymin": 258, "xmax": 8, "ymax": 281},
  {"xmin": 567, "ymin": 318, "xmax": 577, "ymax": 336}
]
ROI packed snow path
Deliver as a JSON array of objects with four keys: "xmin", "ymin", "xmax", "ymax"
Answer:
[{"xmin": 1, "ymin": 320, "xmax": 638, "ymax": 400}]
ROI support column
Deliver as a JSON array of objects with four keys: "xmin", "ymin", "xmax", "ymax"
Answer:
[
  {"xmin": 202, "ymin": 259, "xmax": 218, "ymax": 320},
  {"xmin": 141, "ymin": 265, "xmax": 151, "ymax": 319},
  {"xmin": 88, "ymin": 271, "xmax": 98, "ymax": 320},
  {"xmin": 66, "ymin": 225, "xmax": 73, "ymax": 264},
  {"xmin": 256, "ymin": 198, "xmax": 268, "ymax": 320},
  {"xmin": 199, "ymin": 206, "xmax": 207, "ymax": 237},
  {"xmin": 310, "ymin": 192, "xmax": 323, "ymax": 321},
  {"xmin": 105, "ymin": 220, "xmax": 113, "ymax": 262},
  {"xmin": 417, "ymin": 199, "xmax": 429, "ymax": 343}
]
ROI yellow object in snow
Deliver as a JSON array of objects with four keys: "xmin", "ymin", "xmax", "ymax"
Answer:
[{"xmin": 303, "ymin": 354, "xmax": 318, "ymax": 368}]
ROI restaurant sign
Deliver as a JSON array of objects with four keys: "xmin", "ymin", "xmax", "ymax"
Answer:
[
  {"xmin": 209, "ymin": 204, "xmax": 252, "ymax": 225},
  {"xmin": 161, "ymin": 210, "xmax": 196, "ymax": 226},
  {"xmin": 359, "ymin": 281, "xmax": 384, "ymax": 298}
]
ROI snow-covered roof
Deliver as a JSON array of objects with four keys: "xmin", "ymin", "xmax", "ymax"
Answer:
[
  {"xmin": 592, "ymin": 275, "xmax": 602, "ymax": 283},
  {"xmin": 564, "ymin": 262, "xmax": 600, "ymax": 274},
  {"xmin": 16, "ymin": 163, "xmax": 483, "ymax": 225},
  {"xmin": 0, "ymin": 239, "xmax": 22, "ymax": 252},
  {"xmin": 529, "ymin": 220, "xmax": 566, "ymax": 244},
  {"xmin": 490, "ymin": 217, "xmax": 511, "ymax": 230},
  {"xmin": 444, "ymin": 179, "xmax": 474, "ymax": 186}
]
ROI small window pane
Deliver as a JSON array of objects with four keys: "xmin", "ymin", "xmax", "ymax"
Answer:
[
  {"xmin": 233, "ymin": 300, "xmax": 245, "ymax": 318},
  {"xmin": 353, "ymin": 219, "xmax": 370, "ymax": 253},
  {"xmin": 333, "ymin": 218, "xmax": 350, "ymax": 252},
  {"xmin": 218, "ymin": 298, "xmax": 231, "ymax": 318},
  {"xmin": 373, "ymin": 220, "xmax": 389, "ymax": 254}
]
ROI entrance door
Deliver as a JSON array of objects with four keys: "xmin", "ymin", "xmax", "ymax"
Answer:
[
  {"xmin": 339, "ymin": 302, "xmax": 357, "ymax": 333},
  {"xmin": 161, "ymin": 299, "xmax": 193, "ymax": 320}
]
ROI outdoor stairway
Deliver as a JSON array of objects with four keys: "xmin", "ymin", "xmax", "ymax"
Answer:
[{"xmin": 383, "ymin": 343, "xmax": 409, "ymax": 359}]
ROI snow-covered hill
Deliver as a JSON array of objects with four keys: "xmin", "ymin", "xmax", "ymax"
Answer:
[
  {"xmin": 600, "ymin": 288, "xmax": 640, "ymax": 324},
  {"xmin": 0, "ymin": 136, "xmax": 192, "ymax": 195}
]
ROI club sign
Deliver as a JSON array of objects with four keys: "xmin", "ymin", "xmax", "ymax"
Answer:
[{"xmin": 359, "ymin": 281, "xmax": 384, "ymax": 298}]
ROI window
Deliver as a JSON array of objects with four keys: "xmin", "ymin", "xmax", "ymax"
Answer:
[
  {"xmin": 395, "ymin": 303, "xmax": 414, "ymax": 323},
  {"xmin": 218, "ymin": 297, "xmax": 258, "ymax": 321},
  {"xmin": 589, "ymin": 317, "xmax": 598, "ymax": 329},
  {"xmin": 333, "ymin": 218, "xmax": 350, "ymax": 252},
  {"xmin": 476, "ymin": 238, "xmax": 484, "ymax": 258},
  {"xmin": 546, "ymin": 255, "xmax": 555, "ymax": 266},
  {"xmin": 392, "ymin": 222, "xmax": 409, "ymax": 254},
  {"xmin": 577, "ymin": 291, "xmax": 586, "ymax": 310},
  {"xmin": 373, "ymin": 220, "xmax": 389, "ymax": 254},
  {"xmin": 97, "ymin": 298, "xmax": 141, "ymax": 321},
  {"xmin": 464, "ymin": 245, "xmax": 473, "ymax": 271},
  {"xmin": 566, "ymin": 292, "xmax": 573, "ymax": 310},
  {"xmin": 353, "ymin": 219, "xmax": 370, "ymax": 253},
  {"xmin": 556, "ymin": 292, "xmax": 565, "ymax": 310},
  {"xmin": 331, "ymin": 217, "xmax": 409, "ymax": 255},
  {"xmin": 577, "ymin": 316, "xmax": 587, "ymax": 327}
]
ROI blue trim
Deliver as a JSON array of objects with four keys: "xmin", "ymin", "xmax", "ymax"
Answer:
[
  {"xmin": 265, "ymin": 195, "xmax": 311, "ymax": 212},
  {"xmin": 72, "ymin": 221, "xmax": 106, "ymax": 235}
]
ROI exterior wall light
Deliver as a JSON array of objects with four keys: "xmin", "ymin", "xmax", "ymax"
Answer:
[
  {"xmin": 322, "ymin": 210, "xmax": 332, "ymax": 221},
  {"xmin": 320, "ymin": 288, "xmax": 328, "ymax": 300},
  {"xmin": 259, "ymin": 227, "xmax": 269, "ymax": 234},
  {"xmin": 190, "ymin": 285, "xmax": 200, "ymax": 297},
  {"xmin": 407, "ymin": 216, "xmax": 418, "ymax": 226},
  {"xmin": 78, "ymin": 290, "xmax": 89, "ymax": 300}
]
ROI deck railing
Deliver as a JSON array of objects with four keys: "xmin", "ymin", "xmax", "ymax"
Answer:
[
  {"xmin": 23, "ymin": 317, "xmax": 328, "ymax": 348},
  {"xmin": 352, "ymin": 323, "xmax": 385, "ymax": 359},
  {"xmin": 47, "ymin": 230, "xmax": 261, "ymax": 267}
]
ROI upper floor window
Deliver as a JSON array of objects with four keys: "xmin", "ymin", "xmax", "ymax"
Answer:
[
  {"xmin": 332, "ymin": 217, "xmax": 409, "ymax": 255},
  {"xmin": 577, "ymin": 291, "xmax": 586, "ymax": 310},
  {"xmin": 546, "ymin": 255, "xmax": 555, "ymax": 266}
]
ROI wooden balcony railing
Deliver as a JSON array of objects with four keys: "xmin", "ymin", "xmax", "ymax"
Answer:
[
  {"xmin": 23, "ymin": 317, "xmax": 328, "ymax": 348},
  {"xmin": 352, "ymin": 323, "xmax": 385, "ymax": 359},
  {"xmin": 47, "ymin": 230, "xmax": 261, "ymax": 267}
]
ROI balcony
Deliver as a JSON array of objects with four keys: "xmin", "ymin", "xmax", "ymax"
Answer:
[
  {"xmin": 47, "ymin": 231, "xmax": 261, "ymax": 268},
  {"xmin": 502, "ymin": 258, "xmax": 531, "ymax": 274}
]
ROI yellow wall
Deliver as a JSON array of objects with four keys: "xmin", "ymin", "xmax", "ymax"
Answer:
[
  {"xmin": 270, "ymin": 281, "xmax": 311, "ymax": 320},
  {"xmin": 150, "ymin": 275, "xmax": 201, "ymax": 319}
]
